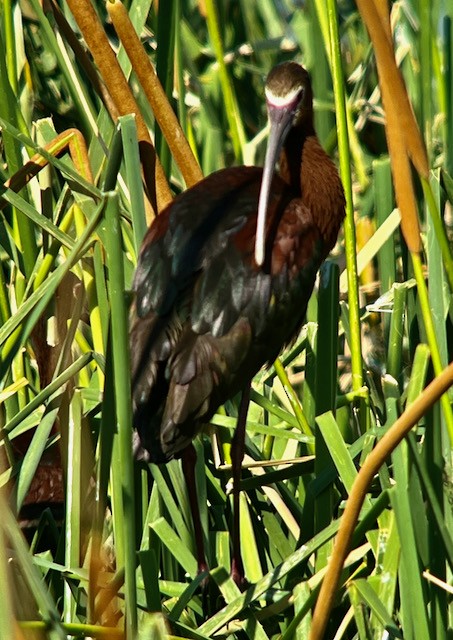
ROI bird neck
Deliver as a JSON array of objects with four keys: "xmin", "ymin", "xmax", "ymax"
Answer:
[
  {"xmin": 278, "ymin": 119, "xmax": 315, "ymax": 193},
  {"xmin": 279, "ymin": 124, "xmax": 345, "ymax": 252}
]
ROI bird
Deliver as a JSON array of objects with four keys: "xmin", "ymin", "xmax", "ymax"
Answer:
[{"xmin": 129, "ymin": 61, "xmax": 345, "ymax": 584}]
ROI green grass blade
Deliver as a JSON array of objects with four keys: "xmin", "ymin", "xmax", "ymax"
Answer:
[
  {"xmin": 119, "ymin": 115, "xmax": 148, "ymax": 253},
  {"xmin": 353, "ymin": 578, "xmax": 402, "ymax": 638},
  {"xmin": 102, "ymin": 192, "xmax": 137, "ymax": 637},
  {"xmin": 325, "ymin": 0, "xmax": 362, "ymax": 391},
  {"xmin": 64, "ymin": 389, "xmax": 82, "ymax": 623},
  {"xmin": 204, "ymin": 0, "xmax": 247, "ymax": 160},
  {"xmin": 3, "ymin": 497, "xmax": 66, "ymax": 639},
  {"xmin": 390, "ymin": 445, "xmax": 431, "ymax": 639}
]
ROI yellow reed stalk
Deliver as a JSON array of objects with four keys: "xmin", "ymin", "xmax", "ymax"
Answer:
[
  {"xmin": 353, "ymin": 0, "xmax": 423, "ymax": 253},
  {"xmin": 107, "ymin": 0, "xmax": 203, "ymax": 188},
  {"xmin": 50, "ymin": 0, "xmax": 120, "ymax": 121},
  {"xmin": 381, "ymin": 82, "xmax": 422, "ymax": 252},
  {"xmin": 65, "ymin": 0, "xmax": 172, "ymax": 216},
  {"xmin": 2, "ymin": 129, "xmax": 92, "ymax": 209},
  {"xmin": 355, "ymin": 0, "xmax": 428, "ymax": 178},
  {"xmin": 310, "ymin": 361, "xmax": 453, "ymax": 640}
]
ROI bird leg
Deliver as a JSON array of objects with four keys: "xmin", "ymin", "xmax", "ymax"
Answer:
[
  {"xmin": 230, "ymin": 384, "xmax": 251, "ymax": 588},
  {"xmin": 181, "ymin": 444, "xmax": 209, "ymax": 576}
]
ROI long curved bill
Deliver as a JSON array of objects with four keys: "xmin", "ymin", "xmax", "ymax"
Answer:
[{"xmin": 254, "ymin": 101, "xmax": 297, "ymax": 266}]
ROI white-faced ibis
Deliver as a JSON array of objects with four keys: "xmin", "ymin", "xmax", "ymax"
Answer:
[{"xmin": 130, "ymin": 61, "xmax": 345, "ymax": 584}]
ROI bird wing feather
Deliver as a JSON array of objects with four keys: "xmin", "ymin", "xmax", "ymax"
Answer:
[{"xmin": 131, "ymin": 167, "xmax": 326, "ymax": 461}]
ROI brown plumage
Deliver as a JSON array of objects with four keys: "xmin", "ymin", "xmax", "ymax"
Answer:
[
  {"xmin": 130, "ymin": 62, "xmax": 344, "ymax": 465},
  {"xmin": 130, "ymin": 62, "xmax": 345, "ymax": 583}
]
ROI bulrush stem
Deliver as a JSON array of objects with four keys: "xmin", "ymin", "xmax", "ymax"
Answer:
[
  {"xmin": 362, "ymin": 2, "xmax": 453, "ymax": 432},
  {"xmin": 107, "ymin": 0, "xmax": 203, "ymax": 188},
  {"xmin": 50, "ymin": 0, "xmax": 119, "ymax": 121},
  {"xmin": 358, "ymin": 0, "xmax": 422, "ymax": 253},
  {"xmin": 310, "ymin": 361, "xmax": 453, "ymax": 640},
  {"xmin": 65, "ymin": 0, "xmax": 172, "ymax": 216},
  {"xmin": 370, "ymin": 1, "xmax": 453, "ymax": 284},
  {"xmin": 67, "ymin": 130, "xmax": 94, "ymax": 183},
  {"xmin": 355, "ymin": 0, "xmax": 429, "ymax": 178},
  {"xmin": 2, "ymin": 129, "xmax": 93, "ymax": 210},
  {"xmin": 381, "ymin": 78, "xmax": 422, "ymax": 253}
]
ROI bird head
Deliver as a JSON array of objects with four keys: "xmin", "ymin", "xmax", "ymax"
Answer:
[{"xmin": 254, "ymin": 62, "xmax": 312, "ymax": 266}]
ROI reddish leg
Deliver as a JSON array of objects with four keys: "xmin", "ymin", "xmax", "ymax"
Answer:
[
  {"xmin": 230, "ymin": 385, "xmax": 251, "ymax": 588},
  {"xmin": 181, "ymin": 444, "xmax": 209, "ymax": 576}
]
